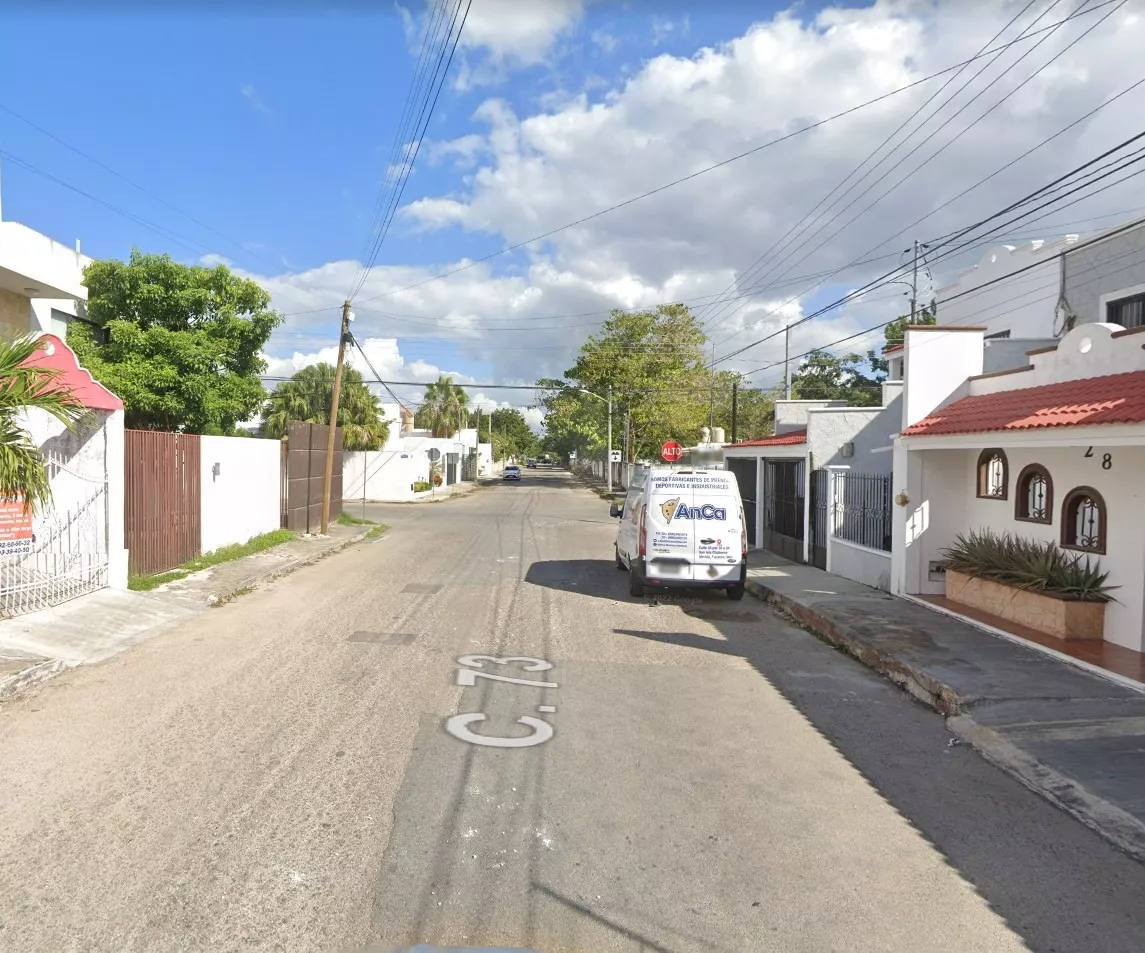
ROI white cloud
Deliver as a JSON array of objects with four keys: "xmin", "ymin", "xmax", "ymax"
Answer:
[
  {"xmin": 591, "ymin": 29, "xmax": 617, "ymax": 53},
  {"xmin": 241, "ymin": 85, "xmax": 271, "ymax": 114},
  {"xmin": 244, "ymin": 0, "xmax": 1145, "ymax": 401},
  {"xmin": 651, "ymin": 15, "xmax": 690, "ymax": 47},
  {"xmin": 458, "ymin": 0, "xmax": 584, "ymax": 65}
]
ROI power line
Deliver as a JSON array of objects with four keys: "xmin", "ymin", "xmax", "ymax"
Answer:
[
  {"xmin": 347, "ymin": 0, "xmax": 472, "ymax": 302},
  {"xmin": 708, "ymin": 130, "xmax": 1145, "ymax": 369},
  {"xmin": 704, "ymin": 0, "xmax": 1128, "ymax": 352},
  {"xmin": 342, "ymin": 9, "xmax": 1109, "ymax": 308},
  {"xmin": 693, "ymin": 0, "xmax": 1049, "ymax": 336}
]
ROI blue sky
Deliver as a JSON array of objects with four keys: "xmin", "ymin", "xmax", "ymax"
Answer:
[{"xmin": 0, "ymin": 1, "xmax": 1139, "ymax": 409}]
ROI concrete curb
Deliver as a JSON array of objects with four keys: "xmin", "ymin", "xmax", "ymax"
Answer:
[
  {"xmin": 0, "ymin": 657, "xmax": 69, "ymax": 702},
  {"xmin": 209, "ymin": 528, "xmax": 375, "ymax": 606},
  {"xmin": 744, "ymin": 576, "xmax": 1145, "ymax": 864}
]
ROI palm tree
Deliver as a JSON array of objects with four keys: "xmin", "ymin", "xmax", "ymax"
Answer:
[
  {"xmin": 0, "ymin": 335, "xmax": 85, "ymax": 515},
  {"xmin": 261, "ymin": 363, "xmax": 391, "ymax": 450},
  {"xmin": 417, "ymin": 376, "xmax": 469, "ymax": 437}
]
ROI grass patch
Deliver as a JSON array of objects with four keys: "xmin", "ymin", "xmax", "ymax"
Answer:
[
  {"xmin": 364, "ymin": 523, "xmax": 390, "ymax": 541},
  {"xmin": 338, "ymin": 511, "xmax": 378, "ymax": 526},
  {"xmin": 128, "ymin": 528, "xmax": 296, "ymax": 591}
]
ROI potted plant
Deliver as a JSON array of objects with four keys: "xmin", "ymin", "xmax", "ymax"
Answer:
[{"xmin": 941, "ymin": 529, "xmax": 1116, "ymax": 640}]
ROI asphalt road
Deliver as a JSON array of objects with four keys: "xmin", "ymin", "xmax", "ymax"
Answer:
[{"xmin": 2, "ymin": 469, "xmax": 1144, "ymax": 952}]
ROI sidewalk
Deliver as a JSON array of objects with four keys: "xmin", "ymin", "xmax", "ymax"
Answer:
[
  {"xmin": 0, "ymin": 523, "xmax": 372, "ymax": 699},
  {"xmin": 745, "ymin": 550, "xmax": 1145, "ymax": 864}
]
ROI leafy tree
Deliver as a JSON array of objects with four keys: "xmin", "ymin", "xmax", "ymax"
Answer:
[
  {"xmin": 790, "ymin": 350, "xmax": 884, "ymax": 407},
  {"xmin": 416, "ymin": 375, "xmax": 469, "ymax": 437},
  {"xmin": 707, "ymin": 373, "xmax": 781, "ymax": 443},
  {"xmin": 0, "ymin": 335, "xmax": 86, "ymax": 514},
  {"xmin": 69, "ymin": 250, "xmax": 282, "ymax": 434},
  {"xmin": 261, "ymin": 363, "xmax": 391, "ymax": 450},
  {"xmin": 537, "ymin": 304, "xmax": 712, "ymax": 462},
  {"xmin": 475, "ymin": 407, "xmax": 538, "ymax": 461}
]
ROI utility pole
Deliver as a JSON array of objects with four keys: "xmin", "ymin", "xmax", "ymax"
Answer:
[
  {"xmin": 320, "ymin": 299, "xmax": 352, "ymax": 535},
  {"xmin": 730, "ymin": 381, "xmax": 738, "ymax": 445},
  {"xmin": 607, "ymin": 384, "xmax": 613, "ymax": 495},
  {"xmin": 708, "ymin": 342, "xmax": 716, "ymax": 429},
  {"xmin": 909, "ymin": 238, "xmax": 920, "ymax": 325},
  {"xmin": 784, "ymin": 324, "xmax": 792, "ymax": 400}
]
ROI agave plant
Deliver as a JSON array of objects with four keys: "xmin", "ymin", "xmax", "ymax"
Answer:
[
  {"xmin": 0, "ymin": 335, "xmax": 85, "ymax": 515},
  {"xmin": 943, "ymin": 529, "xmax": 1116, "ymax": 603}
]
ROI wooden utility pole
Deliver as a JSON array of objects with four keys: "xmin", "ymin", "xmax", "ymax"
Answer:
[
  {"xmin": 320, "ymin": 299, "xmax": 352, "ymax": 535},
  {"xmin": 730, "ymin": 381, "xmax": 738, "ymax": 445},
  {"xmin": 909, "ymin": 238, "xmax": 920, "ymax": 325}
]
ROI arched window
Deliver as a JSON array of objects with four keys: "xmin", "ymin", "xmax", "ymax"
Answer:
[
  {"xmin": 1015, "ymin": 464, "xmax": 1052, "ymax": 523},
  {"xmin": 1061, "ymin": 486, "xmax": 1106, "ymax": 555},
  {"xmin": 976, "ymin": 449, "xmax": 1008, "ymax": 500}
]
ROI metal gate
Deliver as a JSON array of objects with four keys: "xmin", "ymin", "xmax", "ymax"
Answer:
[
  {"xmin": 761, "ymin": 459, "xmax": 805, "ymax": 562},
  {"xmin": 726, "ymin": 457, "xmax": 757, "ymax": 547},
  {"xmin": 810, "ymin": 468, "xmax": 828, "ymax": 569},
  {"xmin": 125, "ymin": 430, "xmax": 202, "ymax": 576},
  {"xmin": 0, "ymin": 450, "xmax": 110, "ymax": 617}
]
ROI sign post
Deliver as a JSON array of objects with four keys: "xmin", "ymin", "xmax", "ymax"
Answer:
[
  {"xmin": 427, "ymin": 447, "xmax": 441, "ymax": 498},
  {"xmin": 660, "ymin": 441, "xmax": 684, "ymax": 464}
]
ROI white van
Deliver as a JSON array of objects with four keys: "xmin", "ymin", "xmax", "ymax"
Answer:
[{"xmin": 610, "ymin": 467, "xmax": 747, "ymax": 600}]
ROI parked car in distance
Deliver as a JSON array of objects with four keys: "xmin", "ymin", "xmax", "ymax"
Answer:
[
  {"xmin": 504, "ymin": 465, "xmax": 522, "ymax": 481},
  {"xmin": 610, "ymin": 466, "xmax": 747, "ymax": 600},
  {"xmin": 527, "ymin": 458, "xmax": 537, "ymax": 468}
]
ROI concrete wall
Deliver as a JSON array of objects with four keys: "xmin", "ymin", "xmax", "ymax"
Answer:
[
  {"xmin": 344, "ymin": 450, "xmax": 426, "ymax": 502},
  {"xmin": 936, "ymin": 238, "xmax": 1075, "ymax": 338},
  {"xmin": 981, "ymin": 337, "xmax": 1058, "ymax": 374},
  {"xmin": 0, "ymin": 287, "xmax": 29, "ymax": 335},
  {"xmin": 774, "ymin": 399, "xmax": 845, "ymax": 434},
  {"xmin": 807, "ymin": 402, "xmax": 898, "ymax": 474},
  {"xmin": 902, "ymin": 326, "xmax": 983, "ymax": 429},
  {"xmin": 894, "ymin": 447, "xmax": 968, "ymax": 598},
  {"xmin": 0, "ymin": 222, "xmax": 90, "ymax": 300},
  {"xmin": 199, "ymin": 435, "xmax": 282, "ymax": 553},
  {"xmin": 1064, "ymin": 222, "xmax": 1145, "ymax": 327},
  {"xmin": 830, "ymin": 538, "xmax": 891, "ymax": 591}
]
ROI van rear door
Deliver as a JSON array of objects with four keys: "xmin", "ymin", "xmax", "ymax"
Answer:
[
  {"xmin": 687, "ymin": 471, "xmax": 742, "ymax": 576},
  {"xmin": 643, "ymin": 470, "xmax": 696, "ymax": 580}
]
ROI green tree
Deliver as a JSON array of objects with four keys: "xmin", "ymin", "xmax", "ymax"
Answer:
[
  {"xmin": 416, "ymin": 376, "xmax": 469, "ymax": 437},
  {"xmin": 790, "ymin": 350, "xmax": 883, "ymax": 407},
  {"xmin": 476, "ymin": 407, "xmax": 538, "ymax": 461},
  {"xmin": 707, "ymin": 373, "xmax": 781, "ymax": 443},
  {"xmin": 0, "ymin": 335, "xmax": 86, "ymax": 514},
  {"xmin": 538, "ymin": 304, "xmax": 712, "ymax": 462},
  {"xmin": 882, "ymin": 302, "xmax": 938, "ymax": 350},
  {"xmin": 68, "ymin": 250, "xmax": 282, "ymax": 434},
  {"xmin": 261, "ymin": 363, "xmax": 391, "ymax": 450}
]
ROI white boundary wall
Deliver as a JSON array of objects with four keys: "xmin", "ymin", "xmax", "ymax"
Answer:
[{"xmin": 199, "ymin": 435, "xmax": 281, "ymax": 552}]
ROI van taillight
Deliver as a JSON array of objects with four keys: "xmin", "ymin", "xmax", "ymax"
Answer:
[{"xmin": 638, "ymin": 505, "xmax": 647, "ymax": 556}]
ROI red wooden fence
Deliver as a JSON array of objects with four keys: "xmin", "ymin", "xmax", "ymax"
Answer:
[{"xmin": 124, "ymin": 430, "xmax": 202, "ymax": 576}]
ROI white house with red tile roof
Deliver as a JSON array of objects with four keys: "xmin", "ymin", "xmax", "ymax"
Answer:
[{"xmin": 892, "ymin": 321, "xmax": 1145, "ymax": 653}]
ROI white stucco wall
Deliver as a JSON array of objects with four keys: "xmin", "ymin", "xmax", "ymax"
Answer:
[
  {"xmin": 807, "ymin": 406, "xmax": 896, "ymax": 474},
  {"xmin": 344, "ymin": 450, "xmax": 426, "ymax": 502},
  {"xmin": 958, "ymin": 445, "xmax": 1145, "ymax": 653},
  {"xmin": 830, "ymin": 538, "xmax": 891, "ymax": 590},
  {"xmin": 936, "ymin": 238, "xmax": 1076, "ymax": 339},
  {"xmin": 902, "ymin": 326, "xmax": 984, "ymax": 429},
  {"xmin": 199, "ymin": 435, "xmax": 282, "ymax": 553},
  {"xmin": 894, "ymin": 447, "xmax": 968, "ymax": 598}
]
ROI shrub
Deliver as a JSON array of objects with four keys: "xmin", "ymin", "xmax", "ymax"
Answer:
[
  {"xmin": 942, "ymin": 529, "xmax": 1116, "ymax": 603},
  {"xmin": 413, "ymin": 480, "xmax": 432, "ymax": 493}
]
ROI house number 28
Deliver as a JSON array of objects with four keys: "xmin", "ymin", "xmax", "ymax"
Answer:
[{"xmin": 1085, "ymin": 448, "xmax": 1112, "ymax": 470}]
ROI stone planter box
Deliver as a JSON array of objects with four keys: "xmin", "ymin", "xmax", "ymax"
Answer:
[{"xmin": 946, "ymin": 569, "xmax": 1105, "ymax": 640}]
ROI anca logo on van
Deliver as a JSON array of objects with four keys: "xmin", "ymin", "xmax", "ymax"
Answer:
[{"xmin": 660, "ymin": 498, "xmax": 728, "ymax": 523}]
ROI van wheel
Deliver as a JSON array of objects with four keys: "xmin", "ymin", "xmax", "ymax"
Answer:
[
  {"xmin": 727, "ymin": 584, "xmax": 745, "ymax": 601},
  {"xmin": 629, "ymin": 564, "xmax": 645, "ymax": 598},
  {"xmin": 615, "ymin": 546, "xmax": 626, "ymax": 570}
]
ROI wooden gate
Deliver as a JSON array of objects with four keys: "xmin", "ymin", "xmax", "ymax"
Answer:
[
  {"xmin": 125, "ymin": 430, "xmax": 201, "ymax": 576},
  {"xmin": 282, "ymin": 422, "xmax": 343, "ymax": 533}
]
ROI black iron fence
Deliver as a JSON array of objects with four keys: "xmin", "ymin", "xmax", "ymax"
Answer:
[{"xmin": 830, "ymin": 470, "xmax": 892, "ymax": 553}]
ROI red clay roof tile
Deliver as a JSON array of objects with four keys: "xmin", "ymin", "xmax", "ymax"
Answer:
[
  {"xmin": 903, "ymin": 370, "xmax": 1145, "ymax": 437},
  {"xmin": 724, "ymin": 429, "xmax": 808, "ymax": 448}
]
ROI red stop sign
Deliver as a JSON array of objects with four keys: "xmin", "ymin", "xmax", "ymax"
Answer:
[{"xmin": 661, "ymin": 440, "xmax": 684, "ymax": 462}]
